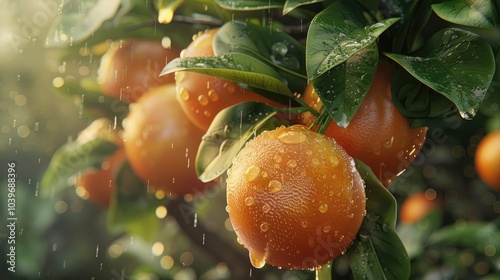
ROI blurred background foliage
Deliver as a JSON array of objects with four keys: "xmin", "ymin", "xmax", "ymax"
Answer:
[{"xmin": 0, "ymin": 0, "xmax": 499, "ymax": 279}]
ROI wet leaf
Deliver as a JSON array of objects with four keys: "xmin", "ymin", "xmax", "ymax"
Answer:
[
  {"xmin": 40, "ymin": 139, "xmax": 118, "ymax": 197},
  {"xmin": 346, "ymin": 160, "xmax": 410, "ymax": 280},
  {"xmin": 196, "ymin": 102, "xmax": 286, "ymax": 182},
  {"xmin": 432, "ymin": 0, "xmax": 496, "ymax": 29},
  {"xmin": 45, "ymin": 0, "xmax": 123, "ymax": 47},
  {"xmin": 306, "ymin": 0, "xmax": 399, "ymax": 80},
  {"xmin": 214, "ymin": 21, "xmax": 307, "ymax": 93},
  {"xmin": 311, "ymin": 43, "xmax": 378, "ymax": 126},
  {"xmin": 283, "ymin": 0, "xmax": 326, "ymax": 15},
  {"xmin": 161, "ymin": 53, "xmax": 293, "ymax": 96},
  {"xmin": 156, "ymin": 0, "xmax": 185, "ymax": 23},
  {"xmin": 385, "ymin": 28, "xmax": 495, "ymax": 120},
  {"xmin": 215, "ymin": 0, "xmax": 284, "ymax": 10},
  {"xmin": 108, "ymin": 162, "xmax": 163, "ymax": 241}
]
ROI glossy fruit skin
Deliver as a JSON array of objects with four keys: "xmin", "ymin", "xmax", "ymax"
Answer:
[
  {"xmin": 475, "ymin": 130, "xmax": 500, "ymax": 190},
  {"xmin": 98, "ymin": 40, "xmax": 180, "ymax": 103},
  {"xmin": 298, "ymin": 63, "xmax": 427, "ymax": 187},
  {"xmin": 123, "ymin": 84, "xmax": 212, "ymax": 196},
  {"xmin": 399, "ymin": 192, "xmax": 440, "ymax": 224},
  {"xmin": 226, "ymin": 125, "xmax": 366, "ymax": 270},
  {"xmin": 77, "ymin": 149, "xmax": 126, "ymax": 208},
  {"xmin": 175, "ymin": 28, "xmax": 279, "ymax": 131}
]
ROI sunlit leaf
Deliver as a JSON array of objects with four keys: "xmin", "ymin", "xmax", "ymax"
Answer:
[
  {"xmin": 311, "ymin": 43, "xmax": 378, "ymax": 126},
  {"xmin": 385, "ymin": 28, "xmax": 495, "ymax": 120},
  {"xmin": 306, "ymin": 0, "xmax": 400, "ymax": 80},
  {"xmin": 156, "ymin": 0, "xmax": 185, "ymax": 23},
  {"xmin": 45, "ymin": 0, "xmax": 123, "ymax": 47},
  {"xmin": 214, "ymin": 21, "xmax": 307, "ymax": 93},
  {"xmin": 40, "ymin": 139, "xmax": 118, "ymax": 197},
  {"xmin": 160, "ymin": 53, "xmax": 293, "ymax": 96},
  {"xmin": 432, "ymin": 0, "xmax": 496, "ymax": 29},
  {"xmin": 215, "ymin": 0, "xmax": 284, "ymax": 10},
  {"xmin": 283, "ymin": 0, "xmax": 326, "ymax": 15},
  {"xmin": 108, "ymin": 162, "xmax": 164, "ymax": 241},
  {"xmin": 346, "ymin": 160, "xmax": 410, "ymax": 280},
  {"xmin": 196, "ymin": 102, "xmax": 286, "ymax": 182}
]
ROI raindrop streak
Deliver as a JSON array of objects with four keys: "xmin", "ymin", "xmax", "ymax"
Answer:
[
  {"xmin": 96, "ymin": 245, "xmax": 99, "ymax": 257},
  {"xmin": 194, "ymin": 213, "xmax": 198, "ymax": 227}
]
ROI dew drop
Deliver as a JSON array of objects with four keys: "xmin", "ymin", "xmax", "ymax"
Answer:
[
  {"xmin": 207, "ymin": 89, "xmax": 219, "ymax": 102},
  {"xmin": 319, "ymin": 204, "xmax": 328, "ymax": 213},
  {"xmin": 225, "ymin": 206, "xmax": 230, "ymax": 213},
  {"xmin": 268, "ymin": 180, "xmax": 282, "ymax": 193},
  {"xmin": 271, "ymin": 41, "xmax": 288, "ymax": 57},
  {"xmin": 260, "ymin": 222, "xmax": 269, "ymax": 232},
  {"xmin": 245, "ymin": 196, "xmax": 254, "ymax": 206},
  {"xmin": 198, "ymin": 95, "xmax": 209, "ymax": 106},
  {"xmin": 249, "ymin": 251, "xmax": 266, "ymax": 269},
  {"xmin": 178, "ymin": 88, "xmax": 190, "ymax": 101},
  {"xmin": 245, "ymin": 165, "xmax": 261, "ymax": 182},
  {"xmin": 278, "ymin": 131, "xmax": 306, "ymax": 144},
  {"xmin": 262, "ymin": 204, "xmax": 271, "ymax": 213},
  {"xmin": 287, "ymin": 159, "xmax": 297, "ymax": 168}
]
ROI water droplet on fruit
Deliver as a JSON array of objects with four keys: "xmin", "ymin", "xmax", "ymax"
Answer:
[
  {"xmin": 287, "ymin": 159, "xmax": 297, "ymax": 168},
  {"xmin": 175, "ymin": 71, "xmax": 186, "ymax": 82},
  {"xmin": 223, "ymin": 82, "xmax": 236, "ymax": 93},
  {"xmin": 260, "ymin": 222, "xmax": 269, "ymax": 232},
  {"xmin": 178, "ymin": 88, "xmax": 190, "ymax": 101},
  {"xmin": 268, "ymin": 180, "xmax": 282, "ymax": 193},
  {"xmin": 319, "ymin": 204, "xmax": 328, "ymax": 213},
  {"xmin": 225, "ymin": 206, "xmax": 230, "ymax": 213},
  {"xmin": 312, "ymin": 158, "xmax": 320, "ymax": 166},
  {"xmin": 245, "ymin": 196, "xmax": 254, "ymax": 206},
  {"xmin": 245, "ymin": 165, "xmax": 261, "ymax": 182},
  {"xmin": 262, "ymin": 204, "xmax": 271, "ymax": 213},
  {"xmin": 198, "ymin": 95, "xmax": 209, "ymax": 106},
  {"xmin": 249, "ymin": 251, "xmax": 266, "ymax": 269},
  {"xmin": 278, "ymin": 131, "xmax": 306, "ymax": 144},
  {"xmin": 330, "ymin": 156, "xmax": 339, "ymax": 167},
  {"xmin": 383, "ymin": 136, "xmax": 394, "ymax": 148},
  {"xmin": 207, "ymin": 89, "xmax": 219, "ymax": 102},
  {"xmin": 273, "ymin": 155, "xmax": 282, "ymax": 163},
  {"xmin": 323, "ymin": 225, "xmax": 331, "ymax": 233},
  {"xmin": 301, "ymin": 221, "xmax": 308, "ymax": 228}
]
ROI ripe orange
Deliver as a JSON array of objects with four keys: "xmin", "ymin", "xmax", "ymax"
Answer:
[
  {"xmin": 175, "ymin": 28, "xmax": 280, "ymax": 131},
  {"xmin": 399, "ymin": 191, "xmax": 441, "ymax": 224},
  {"xmin": 298, "ymin": 63, "xmax": 427, "ymax": 187},
  {"xmin": 123, "ymin": 83, "xmax": 213, "ymax": 196},
  {"xmin": 75, "ymin": 118, "xmax": 125, "ymax": 208},
  {"xmin": 98, "ymin": 40, "xmax": 180, "ymax": 103},
  {"xmin": 226, "ymin": 125, "xmax": 366, "ymax": 269},
  {"xmin": 475, "ymin": 130, "xmax": 500, "ymax": 190}
]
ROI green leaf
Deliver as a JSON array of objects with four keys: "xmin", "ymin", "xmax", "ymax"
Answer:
[
  {"xmin": 156, "ymin": 0, "xmax": 185, "ymax": 24},
  {"xmin": 396, "ymin": 210, "xmax": 442, "ymax": 258},
  {"xmin": 214, "ymin": 21, "xmax": 307, "ymax": 93},
  {"xmin": 108, "ymin": 162, "xmax": 164, "ymax": 241},
  {"xmin": 160, "ymin": 53, "xmax": 293, "ymax": 96},
  {"xmin": 311, "ymin": 43, "xmax": 378, "ymax": 125},
  {"xmin": 385, "ymin": 28, "xmax": 496, "ymax": 120},
  {"xmin": 283, "ymin": 0, "xmax": 326, "ymax": 15},
  {"xmin": 306, "ymin": 0, "xmax": 400, "ymax": 80},
  {"xmin": 196, "ymin": 102, "xmax": 287, "ymax": 182},
  {"xmin": 432, "ymin": 0, "xmax": 496, "ymax": 29},
  {"xmin": 427, "ymin": 219, "xmax": 500, "ymax": 254},
  {"xmin": 45, "ymin": 0, "xmax": 123, "ymax": 47},
  {"xmin": 215, "ymin": 0, "xmax": 284, "ymax": 10},
  {"xmin": 40, "ymin": 139, "xmax": 118, "ymax": 197},
  {"xmin": 346, "ymin": 160, "xmax": 410, "ymax": 280},
  {"xmin": 52, "ymin": 77, "xmax": 130, "ymax": 122}
]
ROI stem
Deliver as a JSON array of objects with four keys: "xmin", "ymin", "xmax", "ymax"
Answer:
[{"xmin": 316, "ymin": 263, "xmax": 333, "ymax": 280}]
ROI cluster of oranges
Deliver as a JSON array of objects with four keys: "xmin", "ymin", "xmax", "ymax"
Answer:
[{"xmin": 76, "ymin": 28, "xmax": 437, "ymax": 270}]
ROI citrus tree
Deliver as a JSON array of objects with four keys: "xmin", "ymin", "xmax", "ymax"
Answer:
[{"xmin": 37, "ymin": 0, "xmax": 499, "ymax": 279}]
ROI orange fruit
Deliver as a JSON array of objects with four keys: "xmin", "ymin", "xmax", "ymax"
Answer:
[
  {"xmin": 226, "ymin": 125, "xmax": 366, "ymax": 269},
  {"xmin": 175, "ymin": 28, "xmax": 280, "ymax": 131},
  {"xmin": 299, "ymin": 63, "xmax": 427, "ymax": 187},
  {"xmin": 98, "ymin": 40, "xmax": 180, "ymax": 103},
  {"xmin": 123, "ymin": 84, "xmax": 212, "ymax": 195},
  {"xmin": 475, "ymin": 130, "xmax": 500, "ymax": 190},
  {"xmin": 399, "ymin": 191, "xmax": 441, "ymax": 224}
]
